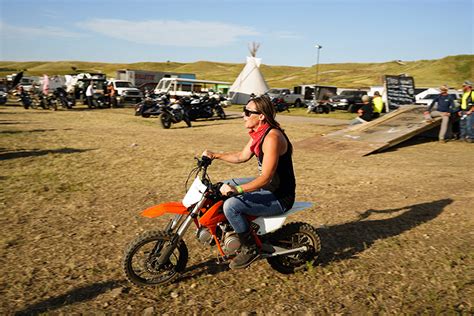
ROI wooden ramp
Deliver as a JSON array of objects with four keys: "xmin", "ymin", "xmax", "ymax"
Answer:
[{"xmin": 295, "ymin": 105, "xmax": 441, "ymax": 156}]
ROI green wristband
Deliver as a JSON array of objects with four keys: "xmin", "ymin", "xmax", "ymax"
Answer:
[{"xmin": 235, "ymin": 185, "xmax": 244, "ymax": 194}]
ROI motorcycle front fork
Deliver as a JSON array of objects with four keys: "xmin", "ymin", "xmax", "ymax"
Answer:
[
  {"xmin": 156, "ymin": 197, "xmax": 206, "ymax": 265},
  {"xmin": 164, "ymin": 214, "xmax": 184, "ymax": 233}
]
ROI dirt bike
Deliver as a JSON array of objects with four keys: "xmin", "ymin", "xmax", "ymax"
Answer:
[{"xmin": 123, "ymin": 156, "xmax": 321, "ymax": 286}]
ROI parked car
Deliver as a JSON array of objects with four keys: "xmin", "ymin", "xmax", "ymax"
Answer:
[
  {"xmin": 330, "ymin": 90, "xmax": 367, "ymax": 112},
  {"xmin": 266, "ymin": 88, "xmax": 304, "ymax": 107},
  {"xmin": 108, "ymin": 80, "xmax": 143, "ymax": 105}
]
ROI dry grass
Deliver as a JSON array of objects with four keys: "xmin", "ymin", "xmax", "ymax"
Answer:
[{"xmin": 0, "ymin": 103, "xmax": 473, "ymax": 314}]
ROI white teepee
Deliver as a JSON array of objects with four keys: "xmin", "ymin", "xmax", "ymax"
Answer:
[{"xmin": 229, "ymin": 43, "xmax": 269, "ymax": 104}]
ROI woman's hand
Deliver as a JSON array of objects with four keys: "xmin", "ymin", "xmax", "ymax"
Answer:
[
  {"xmin": 219, "ymin": 183, "xmax": 237, "ymax": 196},
  {"xmin": 202, "ymin": 150, "xmax": 215, "ymax": 159}
]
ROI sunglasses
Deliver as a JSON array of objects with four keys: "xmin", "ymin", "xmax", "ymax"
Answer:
[{"xmin": 243, "ymin": 107, "xmax": 261, "ymax": 117}]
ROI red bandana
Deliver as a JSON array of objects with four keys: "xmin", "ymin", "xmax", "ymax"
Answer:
[{"xmin": 249, "ymin": 123, "xmax": 271, "ymax": 158}]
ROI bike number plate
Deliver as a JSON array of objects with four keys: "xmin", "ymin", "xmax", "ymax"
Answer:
[{"xmin": 182, "ymin": 177, "xmax": 206, "ymax": 207}]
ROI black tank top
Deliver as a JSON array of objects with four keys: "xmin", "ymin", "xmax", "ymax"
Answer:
[{"xmin": 257, "ymin": 128, "xmax": 296, "ymax": 211}]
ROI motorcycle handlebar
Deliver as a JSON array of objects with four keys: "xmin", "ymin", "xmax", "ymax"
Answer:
[{"xmin": 198, "ymin": 155, "xmax": 212, "ymax": 168}]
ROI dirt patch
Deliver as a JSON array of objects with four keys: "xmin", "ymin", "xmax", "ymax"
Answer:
[{"xmin": 1, "ymin": 105, "xmax": 473, "ymax": 314}]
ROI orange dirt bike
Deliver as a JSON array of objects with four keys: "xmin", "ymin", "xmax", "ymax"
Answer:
[{"xmin": 123, "ymin": 156, "xmax": 321, "ymax": 286}]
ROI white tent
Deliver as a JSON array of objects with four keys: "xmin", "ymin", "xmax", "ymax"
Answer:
[{"xmin": 229, "ymin": 55, "xmax": 269, "ymax": 105}]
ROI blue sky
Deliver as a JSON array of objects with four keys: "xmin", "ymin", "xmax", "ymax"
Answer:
[{"xmin": 0, "ymin": 0, "xmax": 472, "ymax": 66}]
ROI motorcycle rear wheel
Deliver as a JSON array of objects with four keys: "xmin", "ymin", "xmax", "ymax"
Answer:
[
  {"xmin": 123, "ymin": 230, "xmax": 188, "ymax": 286},
  {"xmin": 266, "ymin": 222, "xmax": 320, "ymax": 274},
  {"xmin": 160, "ymin": 113, "xmax": 172, "ymax": 129}
]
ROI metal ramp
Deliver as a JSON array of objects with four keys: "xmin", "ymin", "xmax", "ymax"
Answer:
[{"xmin": 295, "ymin": 105, "xmax": 441, "ymax": 156}]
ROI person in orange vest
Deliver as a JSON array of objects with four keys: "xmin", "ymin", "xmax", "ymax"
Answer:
[{"xmin": 458, "ymin": 80, "xmax": 474, "ymax": 142}]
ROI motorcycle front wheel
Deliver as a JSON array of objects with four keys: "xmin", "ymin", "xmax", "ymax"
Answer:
[
  {"xmin": 216, "ymin": 108, "xmax": 226, "ymax": 120},
  {"xmin": 184, "ymin": 116, "xmax": 192, "ymax": 127},
  {"xmin": 267, "ymin": 222, "xmax": 321, "ymax": 274},
  {"xmin": 160, "ymin": 112, "xmax": 172, "ymax": 129},
  {"xmin": 123, "ymin": 230, "xmax": 188, "ymax": 286}
]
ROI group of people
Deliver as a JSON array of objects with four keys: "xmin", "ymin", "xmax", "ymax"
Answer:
[
  {"xmin": 349, "ymin": 81, "xmax": 474, "ymax": 143},
  {"xmin": 424, "ymin": 81, "xmax": 474, "ymax": 143},
  {"xmin": 84, "ymin": 81, "xmax": 117, "ymax": 108},
  {"xmin": 350, "ymin": 91, "xmax": 384, "ymax": 125}
]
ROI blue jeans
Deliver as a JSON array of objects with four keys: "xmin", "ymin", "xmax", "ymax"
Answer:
[
  {"xmin": 460, "ymin": 111, "xmax": 474, "ymax": 139},
  {"xmin": 223, "ymin": 178, "xmax": 285, "ymax": 233}
]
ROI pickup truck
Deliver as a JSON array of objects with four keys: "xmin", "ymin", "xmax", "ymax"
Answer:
[
  {"xmin": 330, "ymin": 90, "xmax": 367, "ymax": 112},
  {"xmin": 108, "ymin": 80, "xmax": 143, "ymax": 104},
  {"xmin": 266, "ymin": 88, "xmax": 304, "ymax": 107}
]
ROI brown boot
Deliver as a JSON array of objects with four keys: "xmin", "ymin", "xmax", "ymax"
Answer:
[{"xmin": 229, "ymin": 231, "xmax": 261, "ymax": 270}]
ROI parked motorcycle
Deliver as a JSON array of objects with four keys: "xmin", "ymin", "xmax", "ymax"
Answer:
[
  {"xmin": 306, "ymin": 100, "xmax": 331, "ymax": 114},
  {"xmin": 271, "ymin": 97, "xmax": 290, "ymax": 113},
  {"xmin": 135, "ymin": 93, "xmax": 169, "ymax": 118},
  {"xmin": 123, "ymin": 156, "xmax": 321, "ymax": 286},
  {"xmin": 53, "ymin": 87, "xmax": 74, "ymax": 109},
  {"xmin": 186, "ymin": 94, "xmax": 226, "ymax": 121},
  {"xmin": 159, "ymin": 100, "xmax": 192, "ymax": 129},
  {"xmin": 0, "ymin": 90, "xmax": 7, "ymax": 105},
  {"xmin": 18, "ymin": 90, "xmax": 32, "ymax": 109},
  {"xmin": 89, "ymin": 94, "xmax": 107, "ymax": 109}
]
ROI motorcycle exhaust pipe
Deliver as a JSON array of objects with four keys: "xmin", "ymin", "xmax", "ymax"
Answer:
[{"xmin": 262, "ymin": 245, "xmax": 308, "ymax": 258}]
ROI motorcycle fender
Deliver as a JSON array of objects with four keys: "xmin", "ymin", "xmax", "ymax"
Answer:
[
  {"xmin": 252, "ymin": 202, "xmax": 313, "ymax": 235},
  {"xmin": 141, "ymin": 202, "xmax": 188, "ymax": 218}
]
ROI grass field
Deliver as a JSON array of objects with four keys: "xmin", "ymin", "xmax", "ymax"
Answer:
[
  {"xmin": 0, "ymin": 103, "xmax": 473, "ymax": 314},
  {"xmin": 1, "ymin": 54, "xmax": 472, "ymax": 88}
]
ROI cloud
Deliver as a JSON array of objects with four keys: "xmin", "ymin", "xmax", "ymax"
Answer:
[
  {"xmin": 78, "ymin": 18, "xmax": 259, "ymax": 47},
  {"xmin": 0, "ymin": 21, "xmax": 84, "ymax": 39},
  {"xmin": 273, "ymin": 31, "xmax": 302, "ymax": 40}
]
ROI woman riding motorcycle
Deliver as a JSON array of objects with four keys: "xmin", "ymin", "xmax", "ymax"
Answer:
[{"xmin": 203, "ymin": 95, "xmax": 295, "ymax": 269}]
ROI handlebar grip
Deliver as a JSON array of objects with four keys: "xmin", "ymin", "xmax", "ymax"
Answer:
[{"xmin": 200, "ymin": 155, "xmax": 212, "ymax": 167}]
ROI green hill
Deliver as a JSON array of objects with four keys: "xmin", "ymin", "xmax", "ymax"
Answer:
[{"xmin": 0, "ymin": 55, "xmax": 472, "ymax": 88}]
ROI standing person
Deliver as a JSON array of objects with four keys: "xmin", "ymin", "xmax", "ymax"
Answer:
[
  {"xmin": 458, "ymin": 81, "xmax": 474, "ymax": 142},
  {"xmin": 42, "ymin": 74, "xmax": 49, "ymax": 96},
  {"xmin": 424, "ymin": 85, "xmax": 456, "ymax": 142},
  {"xmin": 350, "ymin": 95, "xmax": 373, "ymax": 125},
  {"xmin": 202, "ymin": 95, "xmax": 295, "ymax": 270},
  {"xmin": 107, "ymin": 82, "xmax": 117, "ymax": 108},
  {"xmin": 85, "ymin": 81, "xmax": 94, "ymax": 108},
  {"xmin": 372, "ymin": 91, "xmax": 384, "ymax": 118}
]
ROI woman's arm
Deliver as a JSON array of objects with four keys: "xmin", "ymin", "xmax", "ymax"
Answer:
[{"xmin": 203, "ymin": 138, "xmax": 254, "ymax": 164}]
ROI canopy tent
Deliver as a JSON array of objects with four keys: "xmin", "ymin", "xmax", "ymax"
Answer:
[{"xmin": 229, "ymin": 43, "xmax": 269, "ymax": 104}]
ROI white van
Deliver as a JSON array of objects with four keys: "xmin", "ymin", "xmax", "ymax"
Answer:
[
  {"xmin": 154, "ymin": 78, "xmax": 230, "ymax": 100},
  {"xmin": 415, "ymin": 88, "xmax": 461, "ymax": 106}
]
